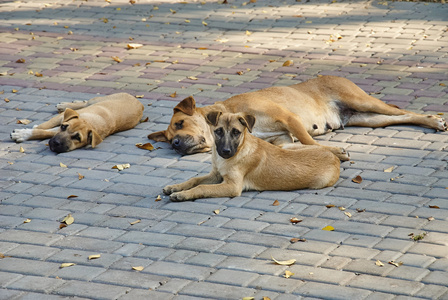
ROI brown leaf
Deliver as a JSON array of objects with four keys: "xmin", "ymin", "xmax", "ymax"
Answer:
[
  {"xmin": 356, "ymin": 208, "xmax": 366, "ymax": 213},
  {"xmin": 4, "ymin": 98, "xmax": 10, "ymax": 103},
  {"xmin": 136, "ymin": 143, "xmax": 154, "ymax": 151},
  {"xmin": 290, "ymin": 238, "xmax": 306, "ymax": 243},
  {"xmin": 59, "ymin": 223, "xmax": 67, "ymax": 229},
  {"xmin": 236, "ymin": 71, "xmax": 244, "ymax": 75},
  {"xmin": 140, "ymin": 117, "xmax": 149, "ymax": 123},
  {"xmin": 112, "ymin": 164, "xmax": 130, "ymax": 171},
  {"xmin": 78, "ymin": 173, "xmax": 84, "ymax": 180},
  {"xmin": 272, "ymin": 200, "xmax": 280, "ymax": 206},
  {"xmin": 127, "ymin": 43, "xmax": 143, "ymax": 49},
  {"xmin": 429, "ymin": 205, "xmax": 440, "ymax": 209},
  {"xmin": 169, "ymin": 91, "xmax": 177, "ymax": 98},
  {"xmin": 290, "ymin": 217, "xmax": 302, "ymax": 224},
  {"xmin": 326, "ymin": 204, "xmax": 335, "ymax": 208},
  {"xmin": 111, "ymin": 56, "xmax": 123, "ymax": 63},
  {"xmin": 67, "ymin": 195, "xmax": 78, "ymax": 199},
  {"xmin": 282, "ymin": 60, "xmax": 294, "ymax": 67},
  {"xmin": 23, "ymin": 218, "xmax": 31, "ymax": 223},
  {"xmin": 352, "ymin": 175, "xmax": 363, "ymax": 184},
  {"xmin": 388, "ymin": 261, "xmax": 403, "ymax": 267},
  {"xmin": 16, "ymin": 58, "xmax": 26, "ymax": 63},
  {"xmin": 155, "ymin": 195, "xmax": 162, "ymax": 202},
  {"xmin": 35, "ymin": 72, "xmax": 43, "ymax": 77}
]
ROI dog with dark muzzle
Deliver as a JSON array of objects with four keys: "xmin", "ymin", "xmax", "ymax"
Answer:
[
  {"xmin": 163, "ymin": 111, "xmax": 341, "ymax": 202},
  {"xmin": 11, "ymin": 93, "xmax": 144, "ymax": 153}
]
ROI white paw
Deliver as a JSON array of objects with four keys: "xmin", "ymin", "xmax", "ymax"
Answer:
[{"xmin": 10, "ymin": 128, "xmax": 33, "ymax": 142}]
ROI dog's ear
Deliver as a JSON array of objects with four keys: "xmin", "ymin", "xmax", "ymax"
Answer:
[
  {"xmin": 173, "ymin": 96, "xmax": 196, "ymax": 116},
  {"xmin": 147, "ymin": 130, "xmax": 169, "ymax": 142},
  {"xmin": 63, "ymin": 108, "xmax": 79, "ymax": 122},
  {"xmin": 88, "ymin": 129, "xmax": 103, "ymax": 148},
  {"xmin": 206, "ymin": 111, "xmax": 222, "ymax": 126},
  {"xmin": 239, "ymin": 114, "xmax": 256, "ymax": 133}
]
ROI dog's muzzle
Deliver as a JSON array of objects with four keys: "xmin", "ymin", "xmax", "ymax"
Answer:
[
  {"xmin": 171, "ymin": 134, "xmax": 208, "ymax": 155},
  {"xmin": 49, "ymin": 137, "xmax": 69, "ymax": 153}
]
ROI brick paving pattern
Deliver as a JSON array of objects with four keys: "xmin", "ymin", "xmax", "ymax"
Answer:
[{"xmin": 0, "ymin": 0, "xmax": 447, "ymax": 299}]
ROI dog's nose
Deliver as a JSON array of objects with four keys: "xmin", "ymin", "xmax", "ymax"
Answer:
[
  {"xmin": 172, "ymin": 138, "xmax": 181, "ymax": 148},
  {"xmin": 222, "ymin": 148, "xmax": 231, "ymax": 155}
]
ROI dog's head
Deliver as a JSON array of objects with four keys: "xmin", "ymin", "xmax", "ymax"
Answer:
[
  {"xmin": 206, "ymin": 111, "xmax": 256, "ymax": 159},
  {"xmin": 49, "ymin": 109, "xmax": 103, "ymax": 153},
  {"xmin": 147, "ymin": 96, "xmax": 214, "ymax": 155}
]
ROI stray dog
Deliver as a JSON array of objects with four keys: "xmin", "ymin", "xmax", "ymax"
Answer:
[
  {"xmin": 11, "ymin": 93, "xmax": 144, "ymax": 153},
  {"xmin": 163, "ymin": 112, "xmax": 340, "ymax": 201},
  {"xmin": 148, "ymin": 76, "xmax": 447, "ymax": 160}
]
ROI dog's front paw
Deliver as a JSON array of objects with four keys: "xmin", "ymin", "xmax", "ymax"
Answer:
[
  {"xmin": 163, "ymin": 184, "xmax": 182, "ymax": 195},
  {"xmin": 428, "ymin": 115, "xmax": 447, "ymax": 131},
  {"xmin": 170, "ymin": 191, "xmax": 192, "ymax": 202},
  {"xmin": 328, "ymin": 146, "xmax": 350, "ymax": 161},
  {"xmin": 10, "ymin": 129, "xmax": 33, "ymax": 142}
]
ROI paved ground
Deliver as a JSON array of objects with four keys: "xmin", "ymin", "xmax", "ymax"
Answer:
[{"xmin": 0, "ymin": 0, "xmax": 447, "ymax": 299}]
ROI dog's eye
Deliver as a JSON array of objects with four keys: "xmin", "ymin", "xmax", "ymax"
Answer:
[
  {"xmin": 214, "ymin": 128, "xmax": 223, "ymax": 137},
  {"xmin": 175, "ymin": 120, "xmax": 184, "ymax": 130},
  {"xmin": 232, "ymin": 128, "xmax": 241, "ymax": 137},
  {"xmin": 60, "ymin": 124, "xmax": 68, "ymax": 131},
  {"xmin": 71, "ymin": 133, "xmax": 81, "ymax": 142}
]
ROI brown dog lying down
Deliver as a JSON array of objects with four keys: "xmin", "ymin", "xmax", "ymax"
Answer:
[
  {"xmin": 163, "ymin": 112, "xmax": 340, "ymax": 202},
  {"xmin": 149, "ymin": 76, "xmax": 447, "ymax": 161},
  {"xmin": 11, "ymin": 93, "xmax": 144, "ymax": 153}
]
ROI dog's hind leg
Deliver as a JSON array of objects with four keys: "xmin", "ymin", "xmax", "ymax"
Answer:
[{"xmin": 57, "ymin": 101, "xmax": 88, "ymax": 113}]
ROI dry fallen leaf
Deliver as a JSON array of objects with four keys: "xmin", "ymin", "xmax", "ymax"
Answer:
[
  {"xmin": 187, "ymin": 76, "xmax": 198, "ymax": 80},
  {"xmin": 67, "ymin": 195, "xmax": 78, "ymax": 199},
  {"xmin": 344, "ymin": 212, "xmax": 352, "ymax": 218},
  {"xmin": 242, "ymin": 298, "xmax": 255, "ymax": 300},
  {"xmin": 352, "ymin": 175, "xmax": 363, "ymax": 184},
  {"xmin": 282, "ymin": 60, "xmax": 294, "ymax": 67},
  {"xmin": 78, "ymin": 173, "xmax": 84, "ymax": 180},
  {"xmin": 272, "ymin": 200, "xmax": 280, "ymax": 206},
  {"xmin": 388, "ymin": 261, "xmax": 403, "ymax": 267},
  {"xmin": 322, "ymin": 225, "xmax": 335, "ymax": 231},
  {"xmin": 135, "ymin": 95, "xmax": 144, "ymax": 98},
  {"xmin": 23, "ymin": 218, "xmax": 31, "ymax": 223},
  {"xmin": 61, "ymin": 214, "xmax": 74, "ymax": 225},
  {"xmin": 375, "ymin": 260, "xmax": 384, "ymax": 267},
  {"xmin": 112, "ymin": 164, "xmax": 130, "ymax": 171},
  {"xmin": 213, "ymin": 209, "xmax": 220, "ymax": 215},
  {"xmin": 283, "ymin": 270, "xmax": 294, "ymax": 278},
  {"xmin": 338, "ymin": 206, "xmax": 346, "ymax": 211},
  {"xmin": 170, "ymin": 91, "xmax": 177, "ymax": 98},
  {"xmin": 127, "ymin": 43, "xmax": 143, "ymax": 49},
  {"xmin": 132, "ymin": 266, "xmax": 144, "ymax": 271},
  {"xmin": 427, "ymin": 216, "xmax": 435, "ymax": 221},
  {"xmin": 60, "ymin": 263, "xmax": 76, "ymax": 268},
  {"xmin": 136, "ymin": 143, "xmax": 154, "ymax": 151},
  {"xmin": 16, "ymin": 58, "xmax": 26, "ymax": 63},
  {"xmin": 140, "ymin": 116, "xmax": 149, "ymax": 123},
  {"xmin": 384, "ymin": 166, "xmax": 394, "ymax": 173},
  {"xmin": 111, "ymin": 56, "xmax": 123, "ymax": 63},
  {"xmin": 272, "ymin": 256, "xmax": 296, "ymax": 266},
  {"xmin": 4, "ymin": 98, "xmax": 10, "ymax": 103},
  {"xmin": 429, "ymin": 205, "xmax": 440, "ymax": 209},
  {"xmin": 17, "ymin": 119, "xmax": 31, "ymax": 125},
  {"xmin": 326, "ymin": 204, "xmax": 335, "ymax": 208},
  {"xmin": 130, "ymin": 219, "xmax": 141, "ymax": 225},
  {"xmin": 19, "ymin": 146, "xmax": 25, "ymax": 153},
  {"xmin": 290, "ymin": 238, "xmax": 306, "ymax": 243},
  {"xmin": 59, "ymin": 162, "xmax": 67, "ymax": 168},
  {"xmin": 88, "ymin": 254, "xmax": 101, "ymax": 260},
  {"xmin": 290, "ymin": 217, "xmax": 302, "ymax": 224},
  {"xmin": 155, "ymin": 195, "xmax": 162, "ymax": 202}
]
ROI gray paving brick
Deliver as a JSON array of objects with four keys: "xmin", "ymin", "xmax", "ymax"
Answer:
[
  {"xmin": 347, "ymin": 274, "xmax": 424, "ymax": 296},
  {"xmin": 54, "ymin": 281, "xmax": 129, "ymax": 299},
  {"xmin": 179, "ymin": 281, "xmax": 256, "ymax": 299},
  {"xmin": 143, "ymin": 261, "xmax": 213, "ymax": 281},
  {"xmin": 294, "ymin": 281, "xmax": 372, "ymax": 300},
  {"xmin": 0, "ymin": 257, "xmax": 60, "ymax": 277}
]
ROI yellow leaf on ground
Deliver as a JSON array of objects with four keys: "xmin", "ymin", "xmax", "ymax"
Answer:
[
  {"xmin": 283, "ymin": 270, "xmax": 294, "ymax": 278},
  {"xmin": 61, "ymin": 214, "xmax": 74, "ymax": 225},
  {"xmin": 60, "ymin": 263, "xmax": 76, "ymax": 268},
  {"xmin": 88, "ymin": 254, "xmax": 101, "ymax": 260},
  {"xmin": 23, "ymin": 218, "xmax": 31, "ymax": 223},
  {"xmin": 17, "ymin": 119, "xmax": 31, "ymax": 125},
  {"xmin": 170, "ymin": 91, "xmax": 177, "ymax": 98},
  {"xmin": 19, "ymin": 146, "xmax": 25, "ymax": 153},
  {"xmin": 213, "ymin": 209, "xmax": 220, "ymax": 215},
  {"xmin": 271, "ymin": 256, "xmax": 296, "ymax": 266},
  {"xmin": 282, "ymin": 60, "xmax": 293, "ymax": 66},
  {"xmin": 272, "ymin": 200, "xmax": 280, "ymax": 206},
  {"xmin": 290, "ymin": 217, "xmax": 302, "ymax": 224},
  {"xmin": 384, "ymin": 166, "xmax": 394, "ymax": 172},
  {"xmin": 78, "ymin": 173, "xmax": 84, "ymax": 180},
  {"xmin": 187, "ymin": 76, "xmax": 198, "ymax": 80},
  {"xmin": 130, "ymin": 219, "xmax": 141, "ymax": 225},
  {"xmin": 375, "ymin": 260, "xmax": 384, "ymax": 267},
  {"xmin": 135, "ymin": 143, "xmax": 154, "ymax": 151},
  {"xmin": 127, "ymin": 43, "xmax": 143, "ymax": 49},
  {"xmin": 388, "ymin": 260, "xmax": 403, "ymax": 267},
  {"xmin": 111, "ymin": 56, "xmax": 122, "ymax": 63},
  {"xmin": 132, "ymin": 266, "xmax": 144, "ymax": 271},
  {"xmin": 344, "ymin": 212, "xmax": 352, "ymax": 218},
  {"xmin": 59, "ymin": 162, "xmax": 67, "ymax": 168},
  {"xmin": 322, "ymin": 225, "xmax": 335, "ymax": 231},
  {"xmin": 155, "ymin": 195, "xmax": 162, "ymax": 202},
  {"xmin": 112, "ymin": 164, "xmax": 130, "ymax": 171}
]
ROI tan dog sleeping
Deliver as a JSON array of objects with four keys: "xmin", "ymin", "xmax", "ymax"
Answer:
[
  {"xmin": 163, "ymin": 111, "xmax": 340, "ymax": 202},
  {"xmin": 149, "ymin": 76, "xmax": 447, "ymax": 161},
  {"xmin": 11, "ymin": 93, "xmax": 144, "ymax": 153}
]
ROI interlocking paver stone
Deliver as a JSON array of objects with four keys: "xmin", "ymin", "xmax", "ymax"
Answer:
[{"xmin": 1, "ymin": 0, "xmax": 448, "ymax": 298}]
